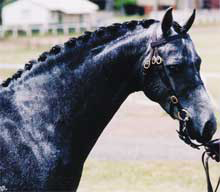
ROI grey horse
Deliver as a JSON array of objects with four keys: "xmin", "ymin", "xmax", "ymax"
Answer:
[{"xmin": 0, "ymin": 8, "xmax": 216, "ymax": 191}]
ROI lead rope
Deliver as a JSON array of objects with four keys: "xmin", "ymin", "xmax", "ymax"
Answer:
[{"xmin": 202, "ymin": 152, "xmax": 220, "ymax": 192}]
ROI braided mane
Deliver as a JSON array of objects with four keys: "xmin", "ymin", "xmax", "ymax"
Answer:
[{"xmin": 1, "ymin": 19, "xmax": 156, "ymax": 87}]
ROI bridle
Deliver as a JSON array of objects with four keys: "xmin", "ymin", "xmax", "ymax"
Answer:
[
  {"xmin": 143, "ymin": 28, "xmax": 199, "ymax": 148},
  {"xmin": 143, "ymin": 27, "xmax": 220, "ymax": 192}
]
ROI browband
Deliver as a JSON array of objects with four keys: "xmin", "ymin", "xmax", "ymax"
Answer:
[{"xmin": 151, "ymin": 34, "xmax": 187, "ymax": 48}]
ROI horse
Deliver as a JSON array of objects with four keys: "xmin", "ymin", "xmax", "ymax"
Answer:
[{"xmin": 0, "ymin": 8, "xmax": 217, "ymax": 191}]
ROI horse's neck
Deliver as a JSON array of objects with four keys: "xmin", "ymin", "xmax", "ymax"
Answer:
[
  {"xmin": 10, "ymin": 29, "xmax": 148, "ymax": 163},
  {"xmin": 69, "ymin": 36, "xmax": 145, "ymax": 161}
]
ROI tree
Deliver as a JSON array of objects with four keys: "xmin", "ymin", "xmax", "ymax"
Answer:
[
  {"xmin": 115, "ymin": 0, "xmax": 137, "ymax": 10},
  {"xmin": 0, "ymin": 0, "xmax": 4, "ymax": 25},
  {"xmin": 0, "ymin": 0, "xmax": 17, "ymax": 25}
]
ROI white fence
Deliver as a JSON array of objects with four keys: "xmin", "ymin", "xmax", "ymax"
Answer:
[
  {"xmin": 1, "ymin": 10, "xmax": 220, "ymax": 38},
  {"xmin": 0, "ymin": 23, "xmax": 97, "ymax": 38}
]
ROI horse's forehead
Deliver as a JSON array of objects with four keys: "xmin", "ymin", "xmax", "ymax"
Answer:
[
  {"xmin": 183, "ymin": 37, "xmax": 199, "ymax": 62},
  {"xmin": 159, "ymin": 40, "xmax": 185, "ymax": 63},
  {"xmin": 161, "ymin": 37, "xmax": 196, "ymax": 61},
  {"xmin": 168, "ymin": 42, "xmax": 184, "ymax": 53}
]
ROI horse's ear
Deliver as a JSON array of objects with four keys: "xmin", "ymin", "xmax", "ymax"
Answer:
[
  {"xmin": 182, "ymin": 9, "xmax": 196, "ymax": 33},
  {"xmin": 161, "ymin": 7, "xmax": 173, "ymax": 36}
]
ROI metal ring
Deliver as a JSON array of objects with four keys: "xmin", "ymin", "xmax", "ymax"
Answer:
[
  {"xmin": 178, "ymin": 109, "xmax": 191, "ymax": 121},
  {"xmin": 152, "ymin": 56, "xmax": 157, "ymax": 65},
  {"xmin": 156, "ymin": 56, "xmax": 163, "ymax": 65},
  {"xmin": 170, "ymin": 95, "xmax": 179, "ymax": 104},
  {"xmin": 144, "ymin": 60, "xmax": 151, "ymax": 70}
]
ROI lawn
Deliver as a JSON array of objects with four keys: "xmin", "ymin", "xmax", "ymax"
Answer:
[{"xmin": 78, "ymin": 160, "xmax": 219, "ymax": 192}]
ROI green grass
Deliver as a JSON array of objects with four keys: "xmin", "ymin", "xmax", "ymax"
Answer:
[{"xmin": 78, "ymin": 160, "xmax": 220, "ymax": 192}]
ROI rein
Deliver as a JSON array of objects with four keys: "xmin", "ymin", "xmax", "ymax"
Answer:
[
  {"xmin": 180, "ymin": 120, "xmax": 220, "ymax": 192},
  {"xmin": 143, "ymin": 28, "xmax": 220, "ymax": 192}
]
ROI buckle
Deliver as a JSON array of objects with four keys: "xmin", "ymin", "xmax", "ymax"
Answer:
[
  {"xmin": 144, "ymin": 60, "xmax": 151, "ymax": 70},
  {"xmin": 170, "ymin": 95, "xmax": 178, "ymax": 104},
  {"xmin": 156, "ymin": 56, "xmax": 163, "ymax": 65},
  {"xmin": 178, "ymin": 109, "xmax": 190, "ymax": 121},
  {"xmin": 152, "ymin": 56, "xmax": 157, "ymax": 65}
]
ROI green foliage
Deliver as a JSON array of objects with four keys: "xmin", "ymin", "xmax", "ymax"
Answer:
[
  {"xmin": 0, "ymin": 0, "xmax": 16, "ymax": 8},
  {"xmin": 115, "ymin": 0, "xmax": 137, "ymax": 9},
  {"xmin": 0, "ymin": 0, "xmax": 17, "ymax": 24},
  {"xmin": 2, "ymin": 0, "xmax": 16, "ymax": 6}
]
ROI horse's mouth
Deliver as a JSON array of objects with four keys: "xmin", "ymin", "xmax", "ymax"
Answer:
[{"xmin": 185, "ymin": 119, "xmax": 215, "ymax": 144}]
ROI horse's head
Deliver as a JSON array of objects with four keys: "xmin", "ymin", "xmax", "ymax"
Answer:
[{"xmin": 141, "ymin": 8, "xmax": 217, "ymax": 143}]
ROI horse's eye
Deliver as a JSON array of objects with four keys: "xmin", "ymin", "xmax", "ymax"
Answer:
[{"xmin": 168, "ymin": 65, "xmax": 183, "ymax": 73}]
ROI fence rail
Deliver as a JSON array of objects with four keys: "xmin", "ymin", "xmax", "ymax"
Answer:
[
  {"xmin": 0, "ymin": 22, "xmax": 98, "ymax": 38},
  {"xmin": 1, "ymin": 10, "xmax": 220, "ymax": 38}
]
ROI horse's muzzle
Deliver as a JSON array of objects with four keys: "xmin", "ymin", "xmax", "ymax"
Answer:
[{"xmin": 186, "ymin": 116, "xmax": 217, "ymax": 144}]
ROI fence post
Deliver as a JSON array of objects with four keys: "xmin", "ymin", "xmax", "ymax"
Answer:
[
  {"xmin": 26, "ymin": 26, "xmax": 32, "ymax": 36},
  {"xmin": 63, "ymin": 25, "xmax": 69, "ymax": 35},
  {"xmin": 0, "ymin": 26, "xmax": 3, "ymax": 38},
  {"xmin": 12, "ymin": 27, "xmax": 18, "ymax": 38},
  {"xmin": 0, "ymin": 22, "xmax": 100, "ymax": 37}
]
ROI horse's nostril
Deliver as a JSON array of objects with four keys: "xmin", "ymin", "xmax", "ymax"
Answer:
[{"xmin": 203, "ymin": 120, "xmax": 215, "ymax": 142}]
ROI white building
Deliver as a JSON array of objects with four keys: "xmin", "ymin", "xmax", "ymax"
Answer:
[{"xmin": 2, "ymin": 0, "xmax": 99, "ymax": 27}]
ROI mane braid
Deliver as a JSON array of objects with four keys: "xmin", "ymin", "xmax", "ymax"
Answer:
[{"xmin": 1, "ymin": 19, "xmax": 156, "ymax": 88}]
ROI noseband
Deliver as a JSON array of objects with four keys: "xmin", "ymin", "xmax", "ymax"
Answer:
[{"xmin": 143, "ymin": 29, "xmax": 220, "ymax": 192}]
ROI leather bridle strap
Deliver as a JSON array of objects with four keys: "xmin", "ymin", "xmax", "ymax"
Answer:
[
  {"xmin": 178, "ymin": 120, "xmax": 202, "ymax": 149},
  {"xmin": 145, "ymin": 28, "xmax": 208, "ymax": 150},
  {"xmin": 151, "ymin": 34, "xmax": 187, "ymax": 48},
  {"xmin": 202, "ymin": 152, "xmax": 220, "ymax": 192},
  {"xmin": 147, "ymin": 28, "xmax": 203, "ymax": 149},
  {"xmin": 149, "ymin": 31, "xmax": 190, "ymax": 121}
]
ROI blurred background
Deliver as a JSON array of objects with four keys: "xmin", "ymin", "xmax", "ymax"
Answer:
[{"xmin": 0, "ymin": 0, "xmax": 220, "ymax": 191}]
